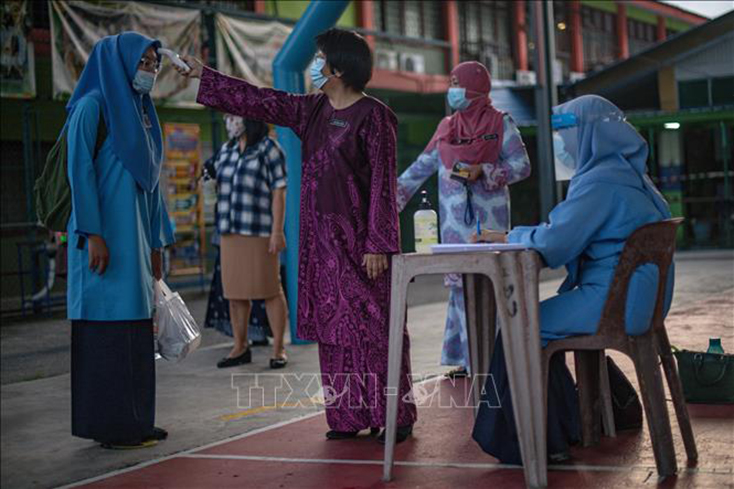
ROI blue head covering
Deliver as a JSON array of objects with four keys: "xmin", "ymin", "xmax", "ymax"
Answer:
[
  {"xmin": 67, "ymin": 32, "xmax": 163, "ymax": 192},
  {"xmin": 553, "ymin": 95, "xmax": 671, "ymax": 219}
]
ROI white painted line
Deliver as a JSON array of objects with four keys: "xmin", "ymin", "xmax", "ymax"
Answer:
[
  {"xmin": 179, "ymin": 453, "xmax": 731, "ymax": 476},
  {"xmin": 197, "ymin": 341, "xmax": 234, "ymax": 352},
  {"xmin": 57, "ymin": 377, "xmax": 444, "ymax": 488},
  {"xmin": 56, "ymin": 410, "xmax": 325, "ymax": 489}
]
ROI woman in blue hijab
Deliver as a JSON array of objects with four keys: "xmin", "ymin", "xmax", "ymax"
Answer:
[
  {"xmin": 472, "ymin": 95, "xmax": 673, "ymax": 463},
  {"xmin": 66, "ymin": 32, "xmax": 175, "ymax": 449}
]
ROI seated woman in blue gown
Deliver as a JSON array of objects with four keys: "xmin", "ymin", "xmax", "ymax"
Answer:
[{"xmin": 471, "ymin": 95, "xmax": 673, "ymax": 464}]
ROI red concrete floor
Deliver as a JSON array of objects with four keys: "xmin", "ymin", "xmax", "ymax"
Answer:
[{"xmin": 73, "ymin": 377, "xmax": 734, "ymax": 489}]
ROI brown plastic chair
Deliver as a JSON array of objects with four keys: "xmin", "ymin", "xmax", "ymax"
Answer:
[{"xmin": 541, "ymin": 217, "xmax": 697, "ymax": 477}]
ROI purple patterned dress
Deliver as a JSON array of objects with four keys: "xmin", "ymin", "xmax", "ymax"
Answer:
[{"xmin": 197, "ymin": 68, "xmax": 417, "ymax": 431}]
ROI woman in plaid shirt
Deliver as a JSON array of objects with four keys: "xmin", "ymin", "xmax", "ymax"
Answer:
[{"xmin": 208, "ymin": 115, "xmax": 288, "ymax": 369}]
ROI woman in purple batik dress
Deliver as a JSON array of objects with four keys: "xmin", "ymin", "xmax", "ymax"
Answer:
[{"xmin": 176, "ymin": 28, "xmax": 416, "ymax": 443}]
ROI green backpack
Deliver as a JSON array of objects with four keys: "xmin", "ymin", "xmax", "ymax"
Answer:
[{"xmin": 34, "ymin": 112, "xmax": 107, "ymax": 232}]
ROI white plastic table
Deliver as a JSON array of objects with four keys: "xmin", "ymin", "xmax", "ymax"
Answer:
[{"xmin": 382, "ymin": 250, "xmax": 548, "ymax": 488}]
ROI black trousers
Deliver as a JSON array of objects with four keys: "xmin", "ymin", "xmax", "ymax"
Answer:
[
  {"xmin": 472, "ymin": 331, "xmax": 581, "ymax": 464},
  {"xmin": 71, "ymin": 319, "xmax": 155, "ymax": 444}
]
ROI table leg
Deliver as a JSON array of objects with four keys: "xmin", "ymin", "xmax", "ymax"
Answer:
[
  {"xmin": 489, "ymin": 253, "xmax": 547, "ymax": 488},
  {"xmin": 463, "ymin": 274, "xmax": 481, "ymax": 412},
  {"xmin": 383, "ymin": 258, "xmax": 409, "ymax": 482}
]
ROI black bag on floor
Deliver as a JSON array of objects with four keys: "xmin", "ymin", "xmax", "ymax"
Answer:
[{"xmin": 607, "ymin": 356, "xmax": 643, "ymax": 431}]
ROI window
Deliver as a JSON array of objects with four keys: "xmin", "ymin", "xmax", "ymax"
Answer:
[
  {"xmin": 581, "ymin": 6, "xmax": 617, "ymax": 71},
  {"xmin": 679, "ymin": 79, "xmax": 710, "ymax": 109},
  {"xmin": 679, "ymin": 77, "xmax": 734, "ymax": 108},
  {"xmin": 458, "ymin": 0, "xmax": 514, "ymax": 80},
  {"xmin": 628, "ymin": 18, "xmax": 656, "ymax": 55},
  {"xmin": 712, "ymin": 77, "xmax": 734, "ymax": 106},
  {"xmin": 373, "ymin": 0, "xmax": 443, "ymax": 40}
]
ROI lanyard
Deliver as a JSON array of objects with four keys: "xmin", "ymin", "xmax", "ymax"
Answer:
[{"xmin": 463, "ymin": 183, "xmax": 475, "ymax": 226}]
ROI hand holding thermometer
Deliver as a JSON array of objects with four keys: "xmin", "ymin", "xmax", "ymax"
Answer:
[{"xmin": 158, "ymin": 48, "xmax": 191, "ymax": 73}]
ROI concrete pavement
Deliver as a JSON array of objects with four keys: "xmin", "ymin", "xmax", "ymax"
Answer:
[{"xmin": 1, "ymin": 250, "xmax": 732, "ymax": 488}]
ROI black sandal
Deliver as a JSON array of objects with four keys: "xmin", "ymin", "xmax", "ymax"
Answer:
[{"xmin": 326, "ymin": 430, "xmax": 358, "ymax": 440}]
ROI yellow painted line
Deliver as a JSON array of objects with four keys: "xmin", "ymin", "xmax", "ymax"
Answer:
[{"xmin": 219, "ymin": 397, "xmax": 324, "ymax": 422}]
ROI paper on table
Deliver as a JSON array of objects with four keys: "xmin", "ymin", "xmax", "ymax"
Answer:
[{"xmin": 430, "ymin": 243, "xmax": 528, "ymax": 253}]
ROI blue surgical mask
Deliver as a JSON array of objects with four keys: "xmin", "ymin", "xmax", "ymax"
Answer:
[
  {"xmin": 132, "ymin": 70, "xmax": 157, "ymax": 94},
  {"xmin": 447, "ymin": 87, "xmax": 471, "ymax": 110},
  {"xmin": 310, "ymin": 57, "xmax": 331, "ymax": 90}
]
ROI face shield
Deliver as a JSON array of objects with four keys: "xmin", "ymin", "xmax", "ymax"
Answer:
[{"xmin": 550, "ymin": 111, "xmax": 626, "ymax": 181}]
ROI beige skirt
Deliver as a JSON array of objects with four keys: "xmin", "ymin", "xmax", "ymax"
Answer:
[{"xmin": 220, "ymin": 234, "xmax": 281, "ymax": 300}]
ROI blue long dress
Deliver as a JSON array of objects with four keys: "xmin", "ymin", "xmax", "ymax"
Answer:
[
  {"xmin": 473, "ymin": 95, "xmax": 673, "ymax": 463},
  {"xmin": 66, "ymin": 32, "xmax": 174, "ymax": 445}
]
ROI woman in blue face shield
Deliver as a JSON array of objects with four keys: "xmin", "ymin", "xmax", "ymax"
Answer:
[
  {"xmin": 472, "ymin": 95, "xmax": 673, "ymax": 464},
  {"xmin": 66, "ymin": 32, "xmax": 175, "ymax": 449}
]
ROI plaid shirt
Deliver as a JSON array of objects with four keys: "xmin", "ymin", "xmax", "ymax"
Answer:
[{"xmin": 213, "ymin": 137, "xmax": 287, "ymax": 237}]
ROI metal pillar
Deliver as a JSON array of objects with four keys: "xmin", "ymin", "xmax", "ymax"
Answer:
[
  {"xmin": 533, "ymin": 0, "xmax": 559, "ymax": 218},
  {"xmin": 272, "ymin": 0, "xmax": 350, "ymax": 344}
]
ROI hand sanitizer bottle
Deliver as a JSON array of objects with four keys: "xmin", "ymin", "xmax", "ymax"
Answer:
[{"xmin": 413, "ymin": 190, "xmax": 438, "ymax": 253}]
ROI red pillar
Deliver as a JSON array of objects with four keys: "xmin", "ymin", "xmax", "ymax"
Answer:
[
  {"xmin": 569, "ymin": 0, "xmax": 584, "ymax": 72},
  {"xmin": 657, "ymin": 15, "xmax": 667, "ymax": 41},
  {"xmin": 616, "ymin": 2, "xmax": 629, "ymax": 59},
  {"xmin": 444, "ymin": 1, "xmax": 460, "ymax": 69},
  {"xmin": 253, "ymin": 0, "xmax": 266, "ymax": 15},
  {"xmin": 358, "ymin": 0, "xmax": 376, "ymax": 50},
  {"xmin": 512, "ymin": 0, "xmax": 528, "ymax": 71}
]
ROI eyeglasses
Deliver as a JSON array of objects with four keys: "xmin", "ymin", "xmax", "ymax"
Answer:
[{"xmin": 139, "ymin": 56, "xmax": 161, "ymax": 72}]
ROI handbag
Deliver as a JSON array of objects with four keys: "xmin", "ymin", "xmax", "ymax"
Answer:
[
  {"xmin": 154, "ymin": 280, "xmax": 201, "ymax": 361},
  {"xmin": 673, "ymin": 347, "xmax": 734, "ymax": 404},
  {"xmin": 606, "ymin": 356, "xmax": 643, "ymax": 431}
]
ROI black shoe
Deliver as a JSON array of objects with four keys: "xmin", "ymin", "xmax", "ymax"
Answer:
[
  {"xmin": 548, "ymin": 451, "xmax": 572, "ymax": 464},
  {"xmin": 251, "ymin": 339, "xmax": 269, "ymax": 347},
  {"xmin": 217, "ymin": 348, "xmax": 251, "ymax": 368},
  {"xmin": 445, "ymin": 367, "xmax": 468, "ymax": 379},
  {"xmin": 147, "ymin": 427, "xmax": 168, "ymax": 441},
  {"xmin": 378, "ymin": 425, "xmax": 413, "ymax": 444},
  {"xmin": 326, "ymin": 430, "xmax": 359, "ymax": 440},
  {"xmin": 369, "ymin": 427, "xmax": 380, "ymax": 436},
  {"xmin": 269, "ymin": 356, "xmax": 288, "ymax": 369},
  {"xmin": 100, "ymin": 439, "xmax": 157, "ymax": 450}
]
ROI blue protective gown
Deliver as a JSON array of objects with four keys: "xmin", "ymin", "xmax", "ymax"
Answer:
[
  {"xmin": 473, "ymin": 95, "xmax": 674, "ymax": 465},
  {"xmin": 508, "ymin": 95, "xmax": 673, "ymax": 345},
  {"xmin": 66, "ymin": 95, "xmax": 174, "ymax": 320}
]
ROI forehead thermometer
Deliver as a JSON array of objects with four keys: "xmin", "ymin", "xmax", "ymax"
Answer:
[{"xmin": 158, "ymin": 48, "xmax": 191, "ymax": 73}]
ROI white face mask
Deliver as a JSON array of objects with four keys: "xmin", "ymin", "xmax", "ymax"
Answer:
[
  {"xmin": 225, "ymin": 116, "xmax": 245, "ymax": 140},
  {"xmin": 132, "ymin": 70, "xmax": 157, "ymax": 94}
]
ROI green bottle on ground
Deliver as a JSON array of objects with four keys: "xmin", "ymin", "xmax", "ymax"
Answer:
[
  {"xmin": 413, "ymin": 190, "xmax": 438, "ymax": 254},
  {"xmin": 707, "ymin": 338, "xmax": 724, "ymax": 355}
]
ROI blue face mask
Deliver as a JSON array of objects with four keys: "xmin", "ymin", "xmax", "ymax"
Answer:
[
  {"xmin": 310, "ymin": 57, "xmax": 331, "ymax": 90},
  {"xmin": 447, "ymin": 87, "xmax": 471, "ymax": 110},
  {"xmin": 132, "ymin": 69, "xmax": 156, "ymax": 94}
]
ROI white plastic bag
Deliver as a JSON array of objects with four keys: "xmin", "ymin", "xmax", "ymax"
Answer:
[{"xmin": 154, "ymin": 280, "xmax": 201, "ymax": 361}]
